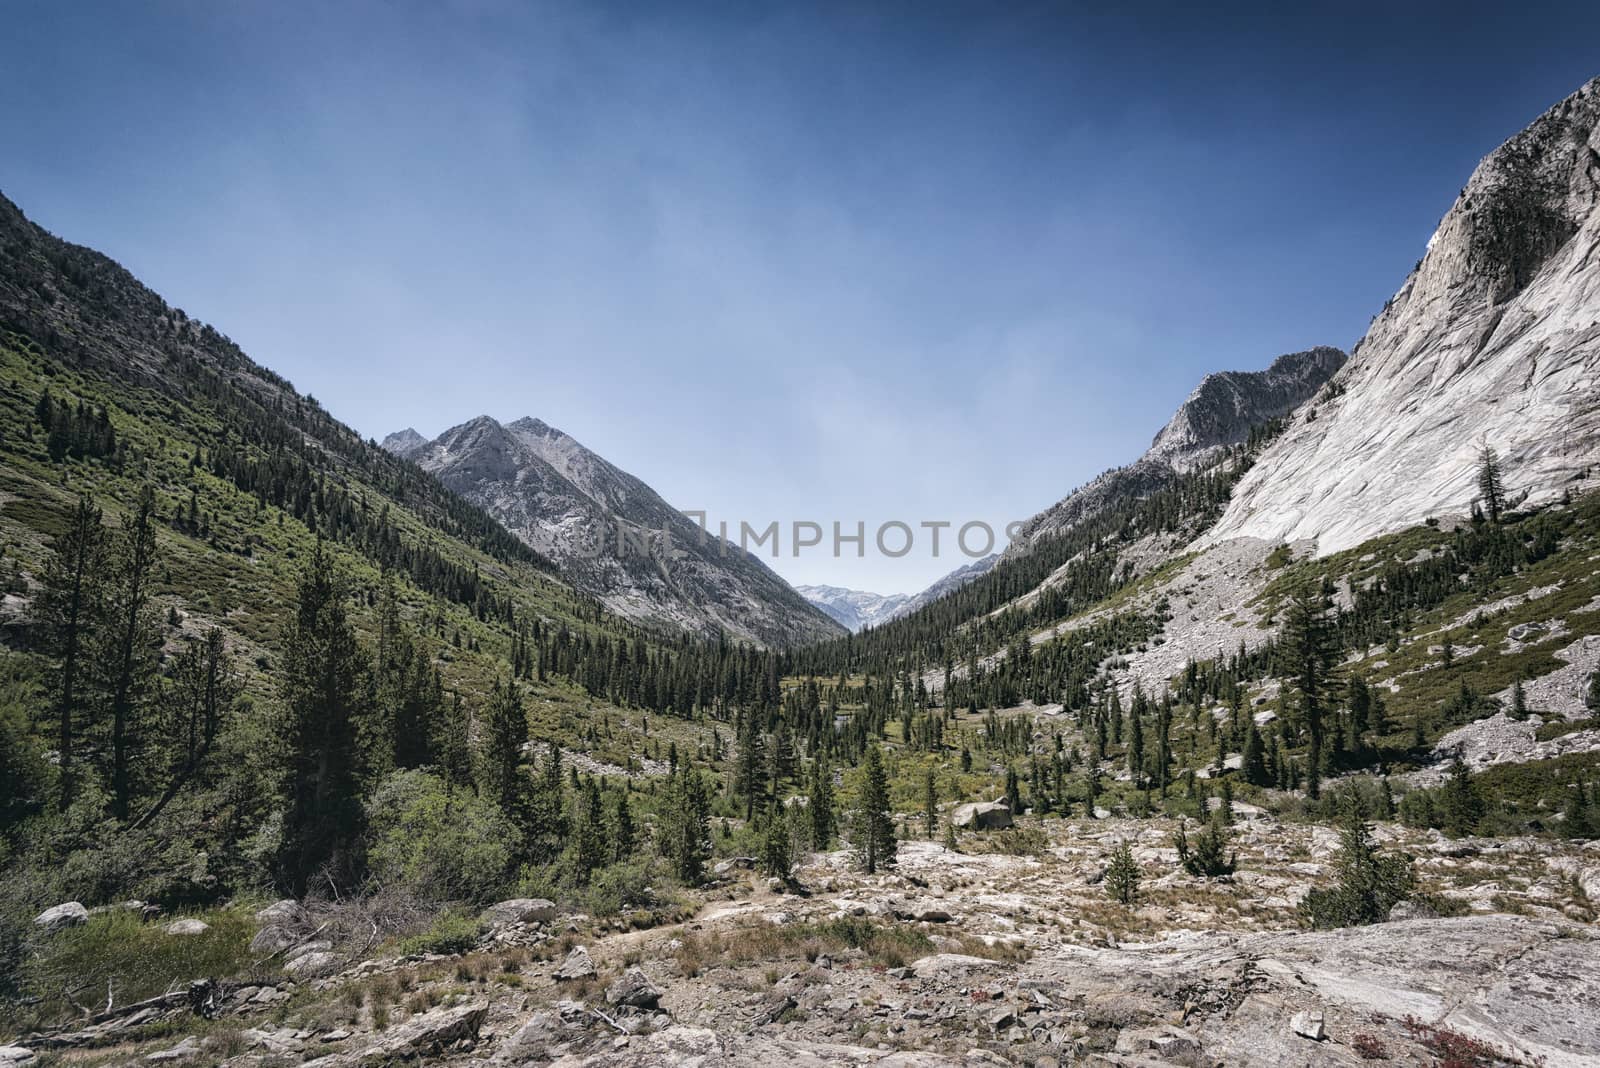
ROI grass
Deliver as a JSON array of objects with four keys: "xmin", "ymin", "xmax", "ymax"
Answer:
[{"xmin": 5, "ymin": 908, "xmax": 276, "ymax": 1034}]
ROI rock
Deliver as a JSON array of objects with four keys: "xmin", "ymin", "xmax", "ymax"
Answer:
[
  {"xmin": 951, "ymin": 802, "xmax": 1013, "ymax": 831},
  {"xmin": 1290, "ymin": 1009, "xmax": 1326, "ymax": 1041},
  {"xmin": 910, "ymin": 953, "xmax": 1003, "ymax": 979},
  {"xmin": 987, "ymin": 1007, "xmax": 1016, "ymax": 1030},
  {"xmin": 363, "ymin": 1000, "xmax": 488, "ymax": 1058},
  {"xmin": 0, "ymin": 1047, "xmax": 35, "ymax": 1065},
  {"xmin": 751, "ymin": 993, "xmax": 795, "ymax": 1026},
  {"xmin": 605, "ymin": 967, "xmax": 662, "ymax": 1010},
  {"xmin": 553, "ymin": 945, "xmax": 597, "ymax": 981},
  {"xmin": 1387, "ymin": 899, "xmax": 1438, "ymax": 922},
  {"xmin": 285, "ymin": 939, "xmax": 334, "ymax": 962},
  {"xmin": 917, "ymin": 907, "xmax": 953, "ymax": 923},
  {"xmin": 712, "ymin": 857, "xmax": 758, "ymax": 875},
  {"xmin": 481, "ymin": 898, "xmax": 557, "ymax": 927},
  {"xmin": 33, "ymin": 902, "xmax": 88, "ymax": 932},
  {"xmin": 254, "ymin": 899, "xmax": 306, "ymax": 926},
  {"xmin": 250, "ymin": 924, "xmax": 298, "ymax": 954},
  {"xmin": 283, "ymin": 950, "xmax": 341, "ymax": 979},
  {"xmin": 321, "ymin": 1029, "xmax": 351, "ymax": 1042},
  {"xmin": 163, "ymin": 918, "xmax": 209, "ymax": 936},
  {"xmin": 145, "ymin": 1036, "xmax": 201, "ymax": 1062}
]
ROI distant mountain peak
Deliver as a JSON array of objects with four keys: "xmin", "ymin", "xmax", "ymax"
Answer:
[
  {"xmin": 380, "ymin": 427, "xmax": 428, "ymax": 459},
  {"xmin": 384, "ymin": 418, "xmax": 842, "ymax": 646}
]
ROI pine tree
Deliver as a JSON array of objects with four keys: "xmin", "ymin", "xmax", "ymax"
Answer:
[
  {"xmin": 134, "ymin": 627, "xmax": 238, "ymax": 829},
  {"xmin": 479, "ymin": 677, "xmax": 528, "ymax": 813},
  {"xmin": 1126, "ymin": 702, "xmax": 1145, "ymax": 783},
  {"xmin": 761, "ymin": 802, "xmax": 793, "ymax": 881},
  {"xmin": 660, "ymin": 762, "xmax": 711, "ymax": 884},
  {"xmin": 852, "ymin": 746, "xmax": 897, "ymax": 874},
  {"xmin": 276, "ymin": 545, "xmax": 369, "ymax": 895},
  {"xmin": 1241, "ymin": 719, "xmax": 1268, "ymax": 786},
  {"xmin": 1218, "ymin": 776, "xmax": 1235, "ymax": 825},
  {"xmin": 1106, "ymin": 841, "xmax": 1139, "ymax": 905},
  {"xmin": 1477, "ymin": 446, "xmax": 1506, "ymax": 525},
  {"xmin": 923, "ymin": 769, "xmax": 938, "ymax": 839},
  {"xmin": 807, "ymin": 758, "xmax": 837, "ymax": 848},
  {"xmin": 1003, "ymin": 765, "xmax": 1023, "ymax": 814},
  {"xmin": 1299, "ymin": 797, "xmax": 1415, "ymax": 928},
  {"xmin": 610, "ymin": 790, "xmax": 636, "ymax": 862},
  {"xmin": 1279, "ymin": 584, "xmax": 1339, "ymax": 798},
  {"xmin": 572, "ymin": 778, "xmax": 607, "ymax": 882},
  {"xmin": 1511, "ymin": 676, "xmax": 1529, "ymax": 720},
  {"xmin": 734, "ymin": 719, "xmax": 767, "ymax": 821},
  {"xmin": 1440, "ymin": 755, "xmax": 1485, "ymax": 838},
  {"xmin": 98, "ymin": 486, "xmax": 161, "ymax": 822},
  {"xmin": 1174, "ymin": 810, "xmax": 1236, "ymax": 877},
  {"xmin": 1085, "ymin": 765, "xmax": 1099, "ymax": 818},
  {"xmin": 1586, "ymin": 668, "xmax": 1600, "ymax": 713},
  {"xmin": 36, "ymin": 495, "xmax": 105, "ymax": 811}
]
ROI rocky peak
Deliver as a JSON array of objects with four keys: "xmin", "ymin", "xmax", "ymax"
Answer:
[
  {"xmin": 384, "ymin": 417, "xmax": 842, "ymax": 646},
  {"xmin": 1147, "ymin": 346, "xmax": 1347, "ymax": 471},
  {"xmin": 378, "ymin": 427, "xmax": 426, "ymax": 459},
  {"xmin": 1205, "ymin": 75, "xmax": 1600, "ymax": 554}
]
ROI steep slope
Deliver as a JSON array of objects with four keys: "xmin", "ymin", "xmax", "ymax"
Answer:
[
  {"xmin": 1207, "ymin": 76, "xmax": 1600, "ymax": 554},
  {"xmin": 1013, "ymin": 346, "xmax": 1345, "ymax": 548},
  {"xmin": 393, "ymin": 417, "xmax": 843, "ymax": 647}
]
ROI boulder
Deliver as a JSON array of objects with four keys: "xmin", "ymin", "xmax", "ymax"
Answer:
[
  {"xmin": 605, "ymin": 967, "xmax": 662, "ymax": 1010},
  {"xmin": 34, "ymin": 902, "xmax": 88, "ymax": 932},
  {"xmin": 553, "ymin": 946, "xmax": 597, "ymax": 982},
  {"xmin": 0, "ymin": 1047, "xmax": 35, "ymax": 1065},
  {"xmin": 951, "ymin": 802, "xmax": 1013, "ymax": 831},
  {"xmin": 145, "ymin": 1036, "xmax": 201, "ymax": 1062},
  {"xmin": 250, "ymin": 925, "xmax": 298, "ymax": 954},
  {"xmin": 254, "ymin": 900, "xmax": 306, "ymax": 927},
  {"xmin": 163, "ymin": 918, "xmax": 209, "ymax": 936},
  {"xmin": 1387, "ymin": 899, "xmax": 1438, "ymax": 922},
  {"xmin": 283, "ymin": 950, "xmax": 341, "ymax": 979},
  {"xmin": 481, "ymin": 898, "xmax": 557, "ymax": 928},
  {"xmin": 364, "ymin": 1000, "xmax": 488, "ymax": 1058}
]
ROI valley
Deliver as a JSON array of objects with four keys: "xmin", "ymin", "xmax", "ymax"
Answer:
[{"xmin": 1, "ymin": 52, "xmax": 1599, "ymax": 1068}]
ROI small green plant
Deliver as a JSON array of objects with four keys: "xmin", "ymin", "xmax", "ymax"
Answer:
[
  {"xmin": 1105, "ymin": 842, "xmax": 1140, "ymax": 905},
  {"xmin": 1173, "ymin": 812, "xmax": 1236, "ymax": 878},
  {"xmin": 397, "ymin": 911, "xmax": 482, "ymax": 956}
]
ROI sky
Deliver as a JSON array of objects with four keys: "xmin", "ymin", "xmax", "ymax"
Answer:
[{"xmin": 4, "ymin": 2, "xmax": 1600, "ymax": 594}]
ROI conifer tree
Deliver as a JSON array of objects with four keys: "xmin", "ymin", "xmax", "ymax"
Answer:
[
  {"xmin": 134, "ymin": 627, "xmax": 238, "ymax": 829},
  {"xmin": 1586, "ymin": 668, "xmax": 1600, "ymax": 713},
  {"xmin": 1241, "ymin": 719, "xmax": 1268, "ymax": 786},
  {"xmin": 1477, "ymin": 446, "xmax": 1506, "ymax": 525},
  {"xmin": 479, "ymin": 677, "xmax": 528, "ymax": 813},
  {"xmin": 572, "ymin": 778, "xmax": 607, "ymax": 882},
  {"xmin": 98, "ymin": 486, "xmax": 161, "ymax": 822},
  {"xmin": 1440, "ymin": 755, "xmax": 1485, "ymax": 838},
  {"xmin": 1279, "ymin": 584, "xmax": 1339, "ymax": 798},
  {"xmin": 37, "ymin": 495, "xmax": 105, "ymax": 811},
  {"xmin": 276, "ymin": 545, "xmax": 369, "ymax": 895},
  {"xmin": 852, "ymin": 745, "xmax": 896, "ymax": 874},
  {"xmin": 923, "ymin": 769, "xmax": 938, "ymax": 839},
  {"xmin": 807, "ymin": 758, "xmax": 837, "ymax": 848},
  {"xmin": 1106, "ymin": 841, "xmax": 1139, "ymax": 905},
  {"xmin": 660, "ymin": 762, "xmax": 711, "ymax": 884},
  {"xmin": 610, "ymin": 789, "xmax": 635, "ymax": 862},
  {"xmin": 1085, "ymin": 765, "xmax": 1099, "ymax": 818},
  {"xmin": 761, "ymin": 802, "xmax": 793, "ymax": 881}
]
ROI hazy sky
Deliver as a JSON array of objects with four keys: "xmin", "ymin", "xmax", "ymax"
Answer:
[{"xmin": 5, "ymin": 2, "xmax": 1599, "ymax": 593}]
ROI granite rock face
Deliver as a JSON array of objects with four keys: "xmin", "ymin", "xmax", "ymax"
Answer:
[{"xmin": 1206, "ymin": 76, "xmax": 1600, "ymax": 555}]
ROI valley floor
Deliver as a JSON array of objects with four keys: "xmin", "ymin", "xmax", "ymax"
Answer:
[{"xmin": 12, "ymin": 815, "xmax": 1599, "ymax": 1068}]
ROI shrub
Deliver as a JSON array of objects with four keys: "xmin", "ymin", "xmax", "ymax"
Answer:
[
  {"xmin": 1106, "ymin": 842, "xmax": 1140, "ymax": 905},
  {"xmin": 396, "ymin": 911, "xmax": 482, "ymax": 956},
  {"xmin": 365, "ymin": 770, "xmax": 517, "ymax": 905},
  {"xmin": 1299, "ymin": 802, "xmax": 1414, "ymax": 929},
  {"xmin": 584, "ymin": 858, "xmax": 663, "ymax": 917},
  {"xmin": 1174, "ymin": 813, "xmax": 1236, "ymax": 878}
]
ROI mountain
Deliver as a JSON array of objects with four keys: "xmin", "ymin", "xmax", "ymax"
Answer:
[
  {"xmin": 389, "ymin": 416, "xmax": 844, "ymax": 646},
  {"xmin": 1207, "ymin": 76, "xmax": 1600, "ymax": 554},
  {"xmin": 798, "ymin": 554, "xmax": 1000, "ymax": 632},
  {"xmin": 794, "ymin": 586, "xmax": 911, "ymax": 632},
  {"xmin": 379, "ymin": 427, "xmax": 427, "ymax": 460},
  {"xmin": 1013, "ymin": 346, "xmax": 1346, "ymax": 548}
]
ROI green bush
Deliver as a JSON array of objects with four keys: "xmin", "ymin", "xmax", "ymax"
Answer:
[
  {"xmin": 365, "ymin": 770, "xmax": 518, "ymax": 905},
  {"xmin": 1299, "ymin": 804, "xmax": 1415, "ymax": 929},
  {"xmin": 584, "ymin": 858, "xmax": 663, "ymax": 917},
  {"xmin": 1174, "ymin": 813, "xmax": 1236, "ymax": 877},
  {"xmin": 396, "ymin": 910, "xmax": 482, "ymax": 956}
]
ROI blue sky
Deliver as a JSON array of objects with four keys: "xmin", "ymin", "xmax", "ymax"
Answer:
[{"xmin": 4, "ymin": 2, "xmax": 1599, "ymax": 593}]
